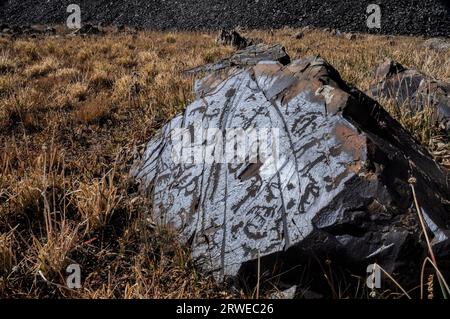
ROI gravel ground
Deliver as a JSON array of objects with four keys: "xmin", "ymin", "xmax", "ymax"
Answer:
[{"xmin": 0, "ymin": 0, "xmax": 449, "ymax": 37}]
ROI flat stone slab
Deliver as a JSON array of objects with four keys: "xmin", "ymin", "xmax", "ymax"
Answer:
[{"xmin": 184, "ymin": 43, "xmax": 290, "ymax": 75}]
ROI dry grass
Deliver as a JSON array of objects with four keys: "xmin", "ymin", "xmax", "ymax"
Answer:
[{"xmin": 0, "ymin": 28, "xmax": 448, "ymax": 299}]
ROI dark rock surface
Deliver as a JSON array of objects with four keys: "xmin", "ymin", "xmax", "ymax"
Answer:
[
  {"xmin": 216, "ymin": 29, "xmax": 251, "ymax": 49},
  {"xmin": 72, "ymin": 23, "xmax": 104, "ymax": 35},
  {"xmin": 0, "ymin": 0, "xmax": 449, "ymax": 37},
  {"xmin": 132, "ymin": 46, "xmax": 450, "ymax": 292},
  {"xmin": 368, "ymin": 59, "xmax": 450, "ymax": 131}
]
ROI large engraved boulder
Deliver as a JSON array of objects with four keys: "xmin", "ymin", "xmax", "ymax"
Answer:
[
  {"xmin": 368, "ymin": 58, "xmax": 450, "ymax": 131},
  {"xmin": 132, "ymin": 52, "xmax": 450, "ymax": 291}
]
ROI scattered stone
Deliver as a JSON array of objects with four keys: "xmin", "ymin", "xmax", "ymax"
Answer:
[
  {"xmin": 423, "ymin": 38, "xmax": 450, "ymax": 52},
  {"xmin": 133, "ymin": 48, "xmax": 450, "ymax": 292},
  {"xmin": 270, "ymin": 286, "xmax": 297, "ymax": 299},
  {"xmin": 294, "ymin": 31, "xmax": 304, "ymax": 39},
  {"xmin": 72, "ymin": 23, "xmax": 103, "ymax": 36},
  {"xmin": 301, "ymin": 26, "xmax": 311, "ymax": 33},
  {"xmin": 184, "ymin": 43, "xmax": 290, "ymax": 75},
  {"xmin": 368, "ymin": 58, "xmax": 450, "ymax": 130},
  {"xmin": 0, "ymin": 24, "xmax": 56, "ymax": 36},
  {"xmin": 30, "ymin": 25, "xmax": 44, "ymax": 33},
  {"xmin": 44, "ymin": 26, "xmax": 56, "ymax": 35},
  {"xmin": 328, "ymin": 29, "xmax": 343, "ymax": 37},
  {"xmin": 1, "ymin": 26, "xmax": 11, "ymax": 34},
  {"xmin": 344, "ymin": 33, "xmax": 357, "ymax": 40},
  {"xmin": 20, "ymin": 25, "xmax": 46, "ymax": 35},
  {"xmin": 216, "ymin": 29, "xmax": 251, "ymax": 49}
]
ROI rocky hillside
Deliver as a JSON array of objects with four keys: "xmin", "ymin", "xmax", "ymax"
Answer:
[{"xmin": 0, "ymin": 0, "xmax": 449, "ymax": 36}]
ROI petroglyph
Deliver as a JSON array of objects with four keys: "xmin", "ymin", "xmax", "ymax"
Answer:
[
  {"xmin": 134, "ymin": 56, "xmax": 370, "ymax": 278},
  {"xmin": 133, "ymin": 49, "xmax": 450, "ymax": 285}
]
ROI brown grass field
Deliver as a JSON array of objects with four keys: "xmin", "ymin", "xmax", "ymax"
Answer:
[{"xmin": 0, "ymin": 28, "xmax": 449, "ymax": 298}]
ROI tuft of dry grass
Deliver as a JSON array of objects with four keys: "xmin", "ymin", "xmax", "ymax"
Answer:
[
  {"xmin": 0, "ymin": 74, "xmax": 15, "ymax": 96},
  {"xmin": 73, "ymin": 92, "xmax": 113, "ymax": 124},
  {"xmin": 0, "ymin": 53, "xmax": 16, "ymax": 75},
  {"xmin": 0, "ymin": 28, "xmax": 448, "ymax": 299},
  {"xmin": 0, "ymin": 229, "xmax": 16, "ymax": 276},
  {"xmin": 24, "ymin": 57, "xmax": 59, "ymax": 78},
  {"xmin": 72, "ymin": 167, "xmax": 122, "ymax": 233}
]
